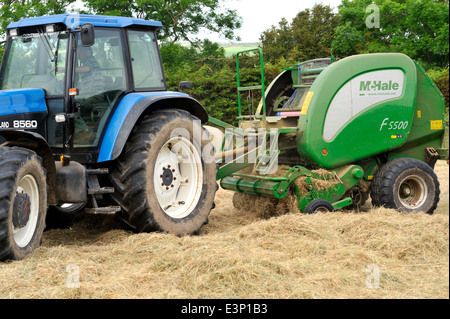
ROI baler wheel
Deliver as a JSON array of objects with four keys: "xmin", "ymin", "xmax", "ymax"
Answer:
[{"xmin": 370, "ymin": 158, "xmax": 440, "ymax": 214}]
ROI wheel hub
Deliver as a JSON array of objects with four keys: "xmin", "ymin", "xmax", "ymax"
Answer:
[
  {"xmin": 398, "ymin": 175, "xmax": 427, "ymax": 209},
  {"xmin": 13, "ymin": 192, "xmax": 31, "ymax": 229},
  {"xmin": 153, "ymin": 136, "xmax": 203, "ymax": 219},
  {"xmin": 400, "ymin": 183, "xmax": 412, "ymax": 196},
  {"xmin": 162, "ymin": 168, "xmax": 174, "ymax": 186}
]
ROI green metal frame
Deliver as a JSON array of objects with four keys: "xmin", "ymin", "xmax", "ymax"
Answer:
[{"xmin": 236, "ymin": 48, "xmax": 266, "ymax": 122}]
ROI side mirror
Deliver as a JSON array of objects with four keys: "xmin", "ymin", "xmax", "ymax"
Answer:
[
  {"xmin": 80, "ymin": 23, "xmax": 95, "ymax": 47},
  {"xmin": 179, "ymin": 81, "xmax": 193, "ymax": 92}
]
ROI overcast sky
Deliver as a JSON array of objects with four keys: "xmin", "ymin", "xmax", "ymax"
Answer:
[
  {"xmin": 202, "ymin": 0, "xmax": 343, "ymax": 43},
  {"xmin": 72, "ymin": 0, "xmax": 344, "ymax": 43}
]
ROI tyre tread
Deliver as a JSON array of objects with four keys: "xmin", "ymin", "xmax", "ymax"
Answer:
[{"xmin": 370, "ymin": 158, "xmax": 440, "ymax": 214}]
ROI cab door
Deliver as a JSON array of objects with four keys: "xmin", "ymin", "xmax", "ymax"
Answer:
[{"xmin": 71, "ymin": 28, "xmax": 127, "ymax": 153}]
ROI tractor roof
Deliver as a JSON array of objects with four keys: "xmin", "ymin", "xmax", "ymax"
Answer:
[{"xmin": 7, "ymin": 14, "xmax": 162, "ymax": 30}]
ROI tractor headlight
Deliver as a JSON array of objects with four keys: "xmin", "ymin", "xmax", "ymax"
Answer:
[
  {"xmin": 54, "ymin": 114, "xmax": 66, "ymax": 123},
  {"xmin": 8, "ymin": 29, "xmax": 18, "ymax": 37},
  {"xmin": 45, "ymin": 24, "xmax": 55, "ymax": 33}
]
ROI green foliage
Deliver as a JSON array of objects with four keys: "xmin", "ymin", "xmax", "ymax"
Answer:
[
  {"xmin": 332, "ymin": 0, "xmax": 449, "ymax": 69},
  {"xmin": 162, "ymin": 41, "xmax": 236, "ymax": 125},
  {"xmin": 260, "ymin": 4, "xmax": 340, "ymax": 65},
  {"xmin": 162, "ymin": 41, "xmax": 280, "ymax": 126},
  {"xmin": 81, "ymin": 0, "xmax": 242, "ymax": 43},
  {"xmin": 331, "ymin": 21, "xmax": 365, "ymax": 56}
]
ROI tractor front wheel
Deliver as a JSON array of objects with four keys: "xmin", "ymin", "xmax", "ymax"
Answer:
[{"xmin": 0, "ymin": 147, "xmax": 47, "ymax": 261}]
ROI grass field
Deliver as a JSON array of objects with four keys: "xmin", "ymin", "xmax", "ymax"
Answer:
[{"xmin": 0, "ymin": 161, "xmax": 448, "ymax": 299}]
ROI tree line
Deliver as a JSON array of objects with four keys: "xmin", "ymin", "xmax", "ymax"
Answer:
[{"xmin": 0, "ymin": 0, "xmax": 448, "ymax": 125}]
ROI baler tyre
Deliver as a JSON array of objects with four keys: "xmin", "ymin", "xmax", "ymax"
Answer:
[
  {"xmin": 304, "ymin": 199, "xmax": 334, "ymax": 214},
  {"xmin": 370, "ymin": 163, "xmax": 389, "ymax": 207},
  {"xmin": 0, "ymin": 147, "xmax": 47, "ymax": 261},
  {"xmin": 110, "ymin": 109, "xmax": 217, "ymax": 236},
  {"xmin": 370, "ymin": 158, "xmax": 440, "ymax": 214}
]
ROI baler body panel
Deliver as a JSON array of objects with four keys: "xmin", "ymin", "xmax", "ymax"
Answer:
[
  {"xmin": 388, "ymin": 61, "xmax": 446, "ymax": 162},
  {"xmin": 296, "ymin": 53, "xmax": 418, "ymax": 169}
]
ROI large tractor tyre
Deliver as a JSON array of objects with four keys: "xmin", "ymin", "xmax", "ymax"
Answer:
[
  {"xmin": 370, "ymin": 158, "xmax": 440, "ymax": 214},
  {"xmin": 110, "ymin": 109, "xmax": 217, "ymax": 235},
  {"xmin": 0, "ymin": 147, "xmax": 47, "ymax": 261}
]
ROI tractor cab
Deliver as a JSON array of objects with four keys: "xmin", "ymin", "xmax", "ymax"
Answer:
[{"xmin": 0, "ymin": 14, "xmax": 165, "ymax": 162}]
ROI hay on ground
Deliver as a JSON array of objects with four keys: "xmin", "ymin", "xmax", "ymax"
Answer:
[{"xmin": 0, "ymin": 162, "xmax": 447, "ymax": 299}]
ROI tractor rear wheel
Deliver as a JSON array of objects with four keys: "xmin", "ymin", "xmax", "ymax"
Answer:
[
  {"xmin": 370, "ymin": 158, "xmax": 440, "ymax": 214},
  {"xmin": 110, "ymin": 109, "xmax": 217, "ymax": 235},
  {"xmin": 0, "ymin": 147, "xmax": 47, "ymax": 261}
]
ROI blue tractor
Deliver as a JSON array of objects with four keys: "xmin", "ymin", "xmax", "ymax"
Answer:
[{"xmin": 0, "ymin": 14, "xmax": 217, "ymax": 260}]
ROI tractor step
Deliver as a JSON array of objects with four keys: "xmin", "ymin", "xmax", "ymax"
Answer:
[
  {"xmin": 88, "ymin": 187, "xmax": 114, "ymax": 195},
  {"xmin": 85, "ymin": 206, "xmax": 121, "ymax": 214},
  {"xmin": 86, "ymin": 168, "xmax": 109, "ymax": 175},
  {"xmin": 86, "ymin": 169, "xmax": 112, "ymax": 195},
  {"xmin": 85, "ymin": 167, "xmax": 121, "ymax": 214}
]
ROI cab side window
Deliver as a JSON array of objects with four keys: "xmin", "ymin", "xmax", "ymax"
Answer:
[
  {"xmin": 128, "ymin": 30, "xmax": 164, "ymax": 90},
  {"xmin": 73, "ymin": 28, "xmax": 127, "ymax": 147}
]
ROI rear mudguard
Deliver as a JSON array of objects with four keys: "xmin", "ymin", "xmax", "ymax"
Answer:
[{"xmin": 98, "ymin": 92, "xmax": 208, "ymax": 162}]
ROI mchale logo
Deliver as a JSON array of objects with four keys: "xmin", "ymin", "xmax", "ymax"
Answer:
[{"xmin": 360, "ymin": 80, "xmax": 400, "ymax": 91}]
